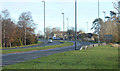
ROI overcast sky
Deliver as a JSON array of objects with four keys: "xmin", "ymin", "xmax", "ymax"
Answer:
[{"xmin": 0, "ymin": 0, "xmax": 116, "ymax": 34}]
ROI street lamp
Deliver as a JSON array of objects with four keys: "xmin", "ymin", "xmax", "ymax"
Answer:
[
  {"xmin": 103, "ymin": 11, "xmax": 106, "ymax": 22},
  {"xmin": 75, "ymin": 0, "xmax": 77, "ymax": 50},
  {"xmin": 86, "ymin": 22, "xmax": 88, "ymax": 33},
  {"xmin": 42, "ymin": 0, "xmax": 45, "ymax": 46},
  {"xmin": 67, "ymin": 18, "xmax": 69, "ymax": 40},
  {"xmin": 67, "ymin": 18, "xmax": 69, "ymax": 31},
  {"xmin": 98, "ymin": 0, "xmax": 100, "ymax": 44},
  {"xmin": 62, "ymin": 13, "xmax": 64, "ymax": 41},
  {"xmin": 86, "ymin": 22, "xmax": 88, "ymax": 41}
]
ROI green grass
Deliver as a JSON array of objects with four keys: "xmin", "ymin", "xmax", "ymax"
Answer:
[
  {"xmin": 2, "ymin": 41, "xmax": 73, "ymax": 54},
  {"xmin": 3, "ymin": 45, "xmax": 118, "ymax": 69},
  {"xmin": 1, "ymin": 41, "xmax": 44, "ymax": 49}
]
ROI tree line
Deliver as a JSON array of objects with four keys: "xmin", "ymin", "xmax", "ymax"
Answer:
[
  {"xmin": 0, "ymin": 9, "xmax": 37, "ymax": 48},
  {"xmin": 91, "ymin": 1, "xmax": 120, "ymax": 43}
]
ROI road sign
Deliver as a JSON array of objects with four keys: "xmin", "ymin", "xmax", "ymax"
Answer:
[
  {"xmin": 104, "ymin": 35, "xmax": 112, "ymax": 40},
  {"xmin": 104, "ymin": 35, "xmax": 112, "ymax": 43}
]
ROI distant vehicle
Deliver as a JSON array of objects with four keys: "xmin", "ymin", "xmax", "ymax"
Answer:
[
  {"xmin": 56, "ymin": 38, "xmax": 60, "ymax": 40},
  {"xmin": 60, "ymin": 40, "xmax": 64, "ymax": 43},
  {"xmin": 48, "ymin": 38, "xmax": 53, "ymax": 43},
  {"xmin": 53, "ymin": 36, "xmax": 56, "ymax": 40}
]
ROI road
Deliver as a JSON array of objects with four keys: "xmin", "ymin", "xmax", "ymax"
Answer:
[{"xmin": 2, "ymin": 41, "xmax": 94, "ymax": 67}]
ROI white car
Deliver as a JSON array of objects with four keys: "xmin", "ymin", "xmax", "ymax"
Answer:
[{"xmin": 48, "ymin": 39, "xmax": 53, "ymax": 43}]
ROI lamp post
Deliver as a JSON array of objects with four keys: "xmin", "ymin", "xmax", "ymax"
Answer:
[
  {"xmin": 103, "ymin": 11, "xmax": 106, "ymax": 22},
  {"xmin": 75, "ymin": 0, "xmax": 77, "ymax": 50},
  {"xmin": 67, "ymin": 18, "xmax": 69, "ymax": 31},
  {"xmin": 62, "ymin": 13, "xmax": 64, "ymax": 41},
  {"xmin": 98, "ymin": 0, "xmax": 100, "ymax": 44},
  {"xmin": 86, "ymin": 22, "xmax": 88, "ymax": 33},
  {"xmin": 42, "ymin": 0, "xmax": 45, "ymax": 46},
  {"xmin": 67, "ymin": 18, "xmax": 69, "ymax": 40},
  {"xmin": 86, "ymin": 22, "xmax": 88, "ymax": 41}
]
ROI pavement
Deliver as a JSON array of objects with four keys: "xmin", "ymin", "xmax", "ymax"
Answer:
[{"xmin": 1, "ymin": 40, "xmax": 94, "ymax": 67}]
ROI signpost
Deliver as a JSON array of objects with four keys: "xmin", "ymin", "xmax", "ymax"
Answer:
[{"xmin": 104, "ymin": 35, "xmax": 112, "ymax": 43}]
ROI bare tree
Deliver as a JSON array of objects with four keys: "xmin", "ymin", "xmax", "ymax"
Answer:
[
  {"xmin": 51, "ymin": 27, "xmax": 60, "ymax": 37},
  {"xmin": 18, "ymin": 11, "xmax": 35, "ymax": 45},
  {"xmin": 113, "ymin": 1, "xmax": 120, "ymax": 43},
  {"xmin": 95, "ymin": 11, "xmax": 119, "ymax": 43},
  {"xmin": 67, "ymin": 27, "xmax": 75, "ymax": 40},
  {"xmin": 1, "ymin": 9, "xmax": 10, "ymax": 47},
  {"xmin": 5, "ymin": 19, "xmax": 16, "ymax": 47},
  {"xmin": 45, "ymin": 27, "xmax": 52, "ymax": 39},
  {"xmin": 91, "ymin": 18, "xmax": 103, "ymax": 34},
  {"xmin": 113, "ymin": 1, "xmax": 120, "ymax": 22},
  {"xmin": 0, "ymin": 10, "xmax": 37, "ymax": 47}
]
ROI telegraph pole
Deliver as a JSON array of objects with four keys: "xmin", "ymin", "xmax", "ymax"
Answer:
[
  {"xmin": 67, "ymin": 18, "xmax": 69, "ymax": 31},
  {"xmin": 42, "ymin": 0, "xmax": 46, "ymax": 46},
  {"xmin": 62, "ymin": 13, "xmax": 64, "ymax": 41},
  {"xmin": 75, "ymin": 0, "xmax": 77, "ymax": 50},
  {"xmin": 98, "ymin": 0, "xmax": 100, "ymax": 44}
]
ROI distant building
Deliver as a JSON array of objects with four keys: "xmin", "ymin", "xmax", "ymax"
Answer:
[
  {"xmin": 78, "ymin": 33, "xmax": 98, "ymax": 41},
  {"xmin": 52, "ymin": 31, "xmax": 67, "ymax": 39},
  {"xmin": 50, "ymin": 31, "xmax": 98, "ymax": 41}
]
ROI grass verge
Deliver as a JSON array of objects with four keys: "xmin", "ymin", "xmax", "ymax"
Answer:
[
  {"xmin": 2, "ymin": 41, "xmax": 73, "ymax": 54},
  {"xmin": 1, "ymin": 41, "xmax": 44, "ymax": 49},
  {"xmin": 3, "ymin": 45, "xmax": 118, "ymax": 69}
]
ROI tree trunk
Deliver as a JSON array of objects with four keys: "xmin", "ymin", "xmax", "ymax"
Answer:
[
  {"xmin": 10, "ymin": 42, "xmax": 11, "ymax": 47},
  {"xmin": 25, "ymin": 27, "xmax": 26, "ymax": 45}
]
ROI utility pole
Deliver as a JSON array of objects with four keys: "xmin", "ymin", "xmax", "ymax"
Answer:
[
  {"xmin": 67, "ymin": 18, "xmax": 69, "ymax": 31},
  {"xmin": 67, "ymin": 18, "xmax": 69, "ymax": 40},
  {"xmin": 86, "ymin": 22, "xmax": 88, "ymax": 33},
  {"xmin": 86, "ymin": 22, "xmax": 88, "ymax": 41},
  {"xmin": 75, "ymin": 0, "xmax": 77, "ymax": 50},
  {"xmin": 42, "ymin": 0, "xmax": 45, "ymax": 46},
  {"xmin": 98, "ymin": 0, "xmax": 100, "ymax": 44},
  {"xmin": 62, "ymin": 13, "xmax": 64, "ymax": 41}
]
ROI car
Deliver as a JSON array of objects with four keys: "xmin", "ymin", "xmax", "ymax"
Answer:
[
  {"xmin": 48, "ymin": 39, "xmax": 53, "ymax": 43},
  {"xmin": 53, "ymin": 36, "xmax": 56, "ymax": 40},
  {"xmin": 60, "ymin": 40, "xmax": 64, "ymax": 43},
  {"xmin": 56, "ymin": 38, "xmax": 60, "ymax": 40}
]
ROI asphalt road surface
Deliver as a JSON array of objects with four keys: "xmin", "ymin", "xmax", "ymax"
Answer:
[{"xmin": 2, "ymin": 41, "xmax": 94, "ymax": 67}]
